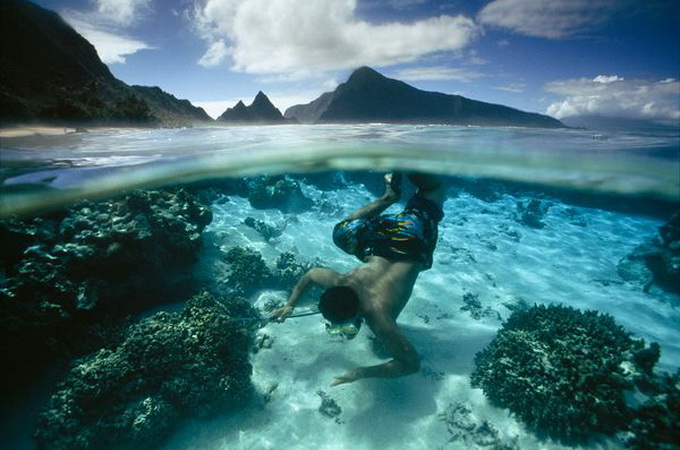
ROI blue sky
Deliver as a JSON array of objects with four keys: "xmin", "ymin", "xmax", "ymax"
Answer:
[{"xmin": 32, "ymin": 0, "xmax": 680, "ymax": 121}]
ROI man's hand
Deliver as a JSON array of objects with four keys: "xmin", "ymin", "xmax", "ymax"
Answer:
[
  {"xmin": 269, "ymin": 305, "xmax": 293, "ymax": 323},
  {"xmin": 331, "ymin": 369, "xmax": 362, "ymax": 387}
]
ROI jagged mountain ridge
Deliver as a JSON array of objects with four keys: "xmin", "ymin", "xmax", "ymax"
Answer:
[
  {"xmin": 218, "ymin": 91, "xmax": 289, "ymax": 123},
  {"xmin": 0, "ymin": 0, "xmax": 211, "ymax": 125},
  {"xmin": 285, "ymin": 67, "xmax": 565, "ymax": 128}
]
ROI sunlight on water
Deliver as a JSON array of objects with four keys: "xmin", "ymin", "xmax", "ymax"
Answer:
[{"xmin": 1, "ymin": 124, "xmax": 678, "ymax": 217}]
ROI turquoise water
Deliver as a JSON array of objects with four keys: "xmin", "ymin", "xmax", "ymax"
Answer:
[{"xmin": 1, "ymin": 123, "xmax": 679, "ymax": 450}]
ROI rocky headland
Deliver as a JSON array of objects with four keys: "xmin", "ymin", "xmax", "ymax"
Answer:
[
  {"xmin": 285, "ymin": 66, "xmax": 565, "ymax": 128},
  {"xmin": 0, "ymin": 0, "xmax": 212, "ymax": 126}
]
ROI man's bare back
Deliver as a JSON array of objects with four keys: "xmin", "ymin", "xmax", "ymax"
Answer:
[{"xmin": 271, "ymin": 173, "xmax": 446, "ymax": 386}]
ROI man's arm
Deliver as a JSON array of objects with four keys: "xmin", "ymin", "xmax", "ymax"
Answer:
[
  {"xmin": 332, "ymin": 315, "xmax": 420, "ymax": 386},
  {"xmin": 270, "ymin": 267, "xmax": 340, "ymax": 322}
]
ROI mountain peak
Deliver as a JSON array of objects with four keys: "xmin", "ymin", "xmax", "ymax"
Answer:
[
  {"xmin": 347, "ymin": 66, "xmax": 385, "ymax": 84},
  {"xmin": 218, "ymin": 91, "xmax": 286, "ymax": 123},
  {"xmin": 253, "ymin": 91, "xmax": 268, "ymax": 102},
  {"xmin": 285, "ymin": 67, "xmax": 565, "ymax": 128}
]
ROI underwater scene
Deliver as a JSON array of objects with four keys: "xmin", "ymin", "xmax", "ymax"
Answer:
[{"xmin": 0, "ymin": 124, "xmax": 679, "ymax": 450}]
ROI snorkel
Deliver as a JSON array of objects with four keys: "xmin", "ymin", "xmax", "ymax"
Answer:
[
  {"xmin": 319, "ymin": 286, "xmax": 362, "ymax": 340},
  {"xmin": 325, "ymin": 317, "xmax": 363, "ymax": 340}
]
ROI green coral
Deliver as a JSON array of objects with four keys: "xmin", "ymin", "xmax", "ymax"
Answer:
[
  {"xmin": 224, "ymin": 246, "xmax": 310, "ymax": 297},
  {"xmin": 471, "ymin": 304, "xmax": 659, "ymax": 443},
  {"xmin": 247, "ymin": 176, "xmax": 313, "ymax": 213},
  {"xmin": 0, "ymin": 188, "xmax": 213, "ymax": 390},
  {"xmin": 35, "ymin": 292, "xmax": 257, "ymax": 450},
  {"xmin": 224, "ymin": 246, "xmax": 274, "ymax": 297},
  {"xmin": 243, "ymin": 216, "xmax": 283, "ymax": 242},
  {"xmin": 624, "ymin": 369, "xmax": 680, "ymax": 449},
  {"xmin": 275, "ymin": 251, "xmax": 310, "ymax": 290}
]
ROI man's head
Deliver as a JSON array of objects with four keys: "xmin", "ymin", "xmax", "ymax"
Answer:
[{"xmin": 318, "ymin": 286, "xmax": 360, "ymax": 323}]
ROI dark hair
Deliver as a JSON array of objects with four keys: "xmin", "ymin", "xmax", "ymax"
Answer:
[{"xmin": 318, "ymin": 286, "xmax": 360, "ymax": 322}]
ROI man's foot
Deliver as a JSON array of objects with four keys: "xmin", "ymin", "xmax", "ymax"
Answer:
[{"xmin": 383, "ymin": 172, "xmax": 402, "ymax": 202}]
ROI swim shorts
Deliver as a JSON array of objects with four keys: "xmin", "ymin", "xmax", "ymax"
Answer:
[{"xmin": 332, "ymin": 195, "xmax": 444, "ymax": 270}]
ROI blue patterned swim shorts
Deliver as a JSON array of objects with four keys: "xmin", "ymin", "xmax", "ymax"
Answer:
[{"xmin": 332, "ymin": 195, "xmax": 443, "ymax": 270}]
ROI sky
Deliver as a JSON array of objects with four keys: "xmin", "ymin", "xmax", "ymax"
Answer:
[{"xmin": 31, "ymin": 0, "xmax": 680, "ymax": 121}]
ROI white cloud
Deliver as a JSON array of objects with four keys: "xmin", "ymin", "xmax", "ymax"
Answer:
[
  {"xmin": 95, "ymin": 0, "xmax": 151, "ymax": 25},
  {"xmin": 478, "ymin": 0, "xmax": 616, "ymax": 39},
  {"xmin": 593, "ymin": 75, "xmax": 624, "ymax": 84},
  {"xmin": 63, "ymin": 13, "xmax": 152, "ymax": 64},
  {"xmin": 61, "ymin": 0, "xmax": 153, "ymax": 65},
  {"xmin": 545, "ymin": 76, "xmax": 680, "ymax": 120},
  {"xmin": 392, "ymin": 66, "xmax": 484, "ymax": 82},
  {"xmin": 193, "ymin": 0, "xmax": 478, "ymax": 76},
  {"xmin": 198, "ymin": 40, "xmax": 230, "ymax": 68},
  {"xmin": 494, "ymin": 83, "xmax": 526, "ymax": 93}
]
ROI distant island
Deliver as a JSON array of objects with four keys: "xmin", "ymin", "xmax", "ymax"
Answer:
[
  {"xmin": 285, "ymin": 67, "xmax": 565, "ymax": 128},
  {"xmin": 1, "ymin": 0, "xmax": 564, "ymax": 129},
  {"xmin": 218, "ymin": 91, "xmax": 293, "ymax": 124}
]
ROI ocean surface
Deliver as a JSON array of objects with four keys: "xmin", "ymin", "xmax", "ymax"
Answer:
[{"xmin": 1, "ymin": 123, "xmax": 679, "ymax": 450}]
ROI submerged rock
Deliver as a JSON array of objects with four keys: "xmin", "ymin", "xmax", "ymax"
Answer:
[
  {"xmin": 243, "ymin": 216, "xmax": 284, "ymax": 242},
  {"xmin": 246, "ymin": 175, "xmax": 313, "ymax": 213},
  {"xmin": 618, "ymin": 211, "xmax": 680, "ymax": 296},
  {"xmin": 471, "ymin": 304, "xmax": 672, "ymax": 445},
  {"xmin": 317, "ymin": 390, "xmax": 342, "ymax": 422},
  {"xmin": 35, "ymin": 292, "xmax": 257, "ymax": 450},
  {"xmin": 0, "ymin": 188, "xmax": 212, "ymax": 390},
  {"xmin": 516, "ymin": 198, "xmax": 551, "ymax": 228},
  {"xmin": 223, "ymin": 245, "xmax": 309, "ymax": 298}
]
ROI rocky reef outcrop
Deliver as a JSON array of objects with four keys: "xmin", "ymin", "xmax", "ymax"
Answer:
[
  {"xmin": 223, "ymin": 245, "xmax": 310, "ymax": 298},
  {"xmin": 35, "ymin": 292, "xmax": 257, "ymax": 450},
  {"xmin": 0, "ymin": 188, "xmax": 212, "ymax": 390},
  {"xmin": 246, "ymin": 175, "xmax": 314, "ymax": 213},
  {"xmin": 618, "ymin": 211, "xmax": 680, "ymax": 296},
  {"xmin": 471, "ymin": 304, "xmax": 678, "ymax": 447}
]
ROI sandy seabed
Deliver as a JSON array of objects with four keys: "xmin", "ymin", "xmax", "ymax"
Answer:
[{"xmin": 160, "ymin": 180, "xmax": 678, "ymax": 450}]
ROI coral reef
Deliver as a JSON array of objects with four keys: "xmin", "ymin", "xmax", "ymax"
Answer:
[
  {"xmin": 317, "ymin": 390, "xmax": 343, "ymax": 423},
  {"xmin": 243, "ymin": 216, "xmax": 284, "ymax": 242},
  {"xmin": 471, "ymin": 304, "xmax": 671, "ymax": 444},
  {"xmin": 246, "ymin": 175, "xmax": 313, "ymax": 213},
  {"xmin": 0, "ymin": 188, "xmax": 212, "ymax": 390},
  {"xmin": 618, "ymin": 211, "xmax": 680, "ymax": 296},
  {"xmin": 223, "ymin": 246, "xmax": 274, "ymax": 297},
  {"xmin": 515, "ymin": 199, "xmax": 551, "ymax": 228},
  {"xmin": 35, "ymin": 292, "xmax": 257, "ymax": 450},
  {"xmin": 460, "ymin": 292, "xmax": 500, "ymax": 321},
  {"xmin": 622, "ymin": 369, "xmax": 680, "ymax": 449},
  {"xmin": 438, "ymin": 402, "xmax": 518, "ymax": 449},
  {"xmin": 223, "ymin": 246, "xmax": 310, "ymax": 298}
]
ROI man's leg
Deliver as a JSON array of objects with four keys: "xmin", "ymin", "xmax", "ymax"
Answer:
[{"xmin": 343, "ymin": 173, "xmax": 402, "ymax": 221}]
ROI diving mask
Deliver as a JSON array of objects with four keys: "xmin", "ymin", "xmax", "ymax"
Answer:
[{"xmin": 325, "ymin": 317, "xmax": 363, "ymax": 340}]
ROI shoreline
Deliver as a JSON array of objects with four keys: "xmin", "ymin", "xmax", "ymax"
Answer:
[{"xmin": 0, "ymin": 125, "xmax": 81, "ymax": 138}]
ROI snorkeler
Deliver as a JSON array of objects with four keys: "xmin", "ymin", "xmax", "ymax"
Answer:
[{"xmin": 270, "ymin": 172, "xmax": 446, "ymax": 386}]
